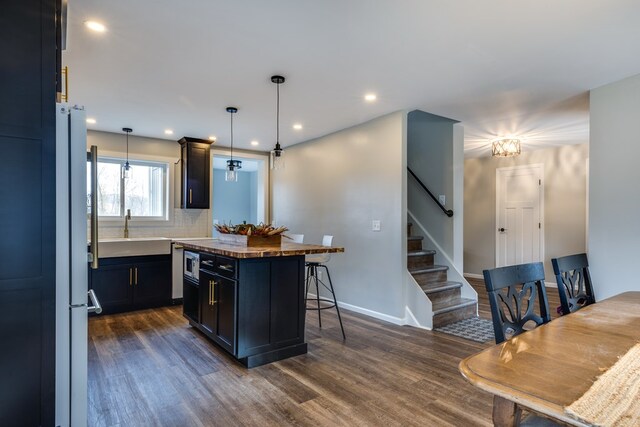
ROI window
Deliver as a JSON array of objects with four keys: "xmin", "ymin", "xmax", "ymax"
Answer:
[{"xmin": 88, "ymin": 157, "xmax": 168, "ymax": 219}]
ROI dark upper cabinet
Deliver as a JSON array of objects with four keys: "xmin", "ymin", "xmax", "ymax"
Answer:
[{"xmin": 179, "ymin": 137, "xmax": 212, "ymax": 209}]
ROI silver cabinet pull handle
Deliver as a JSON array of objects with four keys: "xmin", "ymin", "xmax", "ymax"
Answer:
[
  {"xmin": 218, "ymin": 264, "xmax": 233, "ymax": 272},
  {"xmin": 88, "ymin": 289, "xmax": 102, "ymax": 314}
]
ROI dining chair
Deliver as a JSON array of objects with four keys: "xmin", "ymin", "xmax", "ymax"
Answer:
[
  {"xmin": 288, "ymin": 233, "xmax": 304, "ymax": 244},
  {"xmin": 483, "ymin": 262, "xmax": 552, "ymax": 344},
  {"xmin": 551, "ymin": 253, "xmax": 595, "ymax": 315}
]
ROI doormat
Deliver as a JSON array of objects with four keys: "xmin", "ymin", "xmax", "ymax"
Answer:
[{"xmin": 435, "ymin": 317, "xmax": 495, "ymax": 343}]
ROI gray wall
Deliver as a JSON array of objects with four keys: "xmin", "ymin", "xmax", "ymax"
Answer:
[
  {"xmin": 464, "ymin": 143, "xmax": 589, "ymax": 279},
  {"xmin": 272, "ymin": 112, "xmax": 407, "ymax": 320},
  {"xmin": 590, "ymin": 73, "xmax": 640, "ymax": 299},
  {"xmin": 212, "ymin": 169, "xmax": 258, "ymax": 225},
  {"xmin": 407, "ymin": 110, "xmax": 458, "ymax": 257}
]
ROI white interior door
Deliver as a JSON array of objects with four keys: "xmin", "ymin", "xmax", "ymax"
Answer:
[{"xmin": 496, "ymin": 164, "xmax": 544, "ymax": 267}]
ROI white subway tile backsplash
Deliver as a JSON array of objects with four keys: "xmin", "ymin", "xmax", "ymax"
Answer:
[{"xmin": 91, "ymin": 209, "xmax": 211, "ymax": 239}]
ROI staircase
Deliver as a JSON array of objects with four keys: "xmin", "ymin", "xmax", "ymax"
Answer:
[{"xmin": 407, "ymin": 223, "xmax": 476, "ymax": 327}]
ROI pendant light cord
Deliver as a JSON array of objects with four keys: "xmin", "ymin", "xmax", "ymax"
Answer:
[
  {"xmin": 230, "ymin": 111, "xmax": 234, "ymax": 162},
  {"xmin": 126, "ymin": 131, "xmax": 129, "ymax": 164},
  {"xmin": 276, "ymin": 82, "xmax": 280, "ymax": 146}
]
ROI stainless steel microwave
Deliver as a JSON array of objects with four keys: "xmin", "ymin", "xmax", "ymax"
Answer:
[{"xmin": 184, "ymin": 251, "xmax": 199, "ymax": 281}]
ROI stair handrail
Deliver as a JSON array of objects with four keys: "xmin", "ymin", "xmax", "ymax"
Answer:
[{"xmin": 407, "ymin": 167, "xmax": 453, "ymax": 217}]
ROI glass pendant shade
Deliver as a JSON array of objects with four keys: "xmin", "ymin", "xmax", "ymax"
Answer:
[
  {"xmin": 122, "ymin": 162, "xmax": 130, "ymax": 179},
  {"xmin": 270, "ymin": 145, "xmax": 284, "ymax": 170},
  {"xmin": 225, "ymin": 168, "xmax": 237, "ymax": 182},
  {"xmin": 492, "ymin": 138, "xmax": 521, "ymax": 157},
  {"xmin": 225, "ymin": 159, "xmax": 241, "ymax": 182}
]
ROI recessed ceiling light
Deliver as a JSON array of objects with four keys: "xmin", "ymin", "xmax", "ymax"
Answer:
[
  {"xmin": 84, "ymin": 21, "xmax": 106, "ymax": 33},
  {"xmin": 164, "ymin": 129, "xmax": 174, "ymax": 135},
  {"xmin": 251, "ymin": 140, "xmax": 259, "ymax": 146},
  {"xmin": 208, "ymin": 135, "xmax": 217, "ymax": 142},
  {"xmin": 86, "ymin": 118, "xmax": 96, "ymax": 124},
  {"xmin": 292, "ymin": 124, "xmax": 303, "ymax": 130},
  {"xmin": 364, "ymin": 93, "xmax": 377, "ymax": 102}
]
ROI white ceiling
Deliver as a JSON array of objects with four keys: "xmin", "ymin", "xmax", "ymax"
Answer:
[{"xmin": 64, "ymin": 0, "xmax": 640, "ymax": 157}]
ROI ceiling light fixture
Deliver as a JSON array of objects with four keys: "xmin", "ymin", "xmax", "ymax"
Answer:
[
  {"xmin": 86, "ymin": 118, "xmax": 96, "ymax": 124},
  {"xmin": 492, "ymin": 138, "xmax": 521, "ymax": 157},
  {"xmin": 122, "ymin": 127, "xmax": 132, "ymax": 179},
  {"xmin": 225, "ymin": 107, "xmax": 241, "ymax": 182},
  {"xmin": 292, "ymin": 123, "xmax": 303, "ymax": 130},
  {"xmin": 85, "ymin": 21, "xmax": 106, "ymax": 32},
  {"xmin": 364, "ymin": 93, "xmax": 377, "ymax": 102},
  {"xmin": 270, "ymin": 75, "xmax": 285, "ymax": 170},
  {"xmin": 164, "ymin": 129, "xmax": 174, "ymax": 135},
  {"xmin": 251, "ymin": 140, "xmax": 259, "ymax": 146}
]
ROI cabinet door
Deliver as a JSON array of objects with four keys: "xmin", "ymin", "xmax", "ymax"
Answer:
[
  {"xmin": 199, "ymin": 270, "xmax": 217, "ymax": 334},
  {"xmin": 89, "ymin": 263, "xmax": 133, "ymax": 314},
  {"xmin": 133, "ymin": 259, "xmax": 171, "ymax": 309},
  {"xmin": 186, "ymin": 143, "xmax": 209, "ymax": 209},
  {"xmin": 0, "ymin": 0, "xmax": 58, "ymax": 424},
  {"xmin": 214, "ymin": 275, "xmax": 237, "ymax": 355}
]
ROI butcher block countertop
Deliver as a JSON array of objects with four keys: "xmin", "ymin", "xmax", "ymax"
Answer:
[{"xmin": 174, "ymin": 239, "xmax": 345, "ymax": 259}]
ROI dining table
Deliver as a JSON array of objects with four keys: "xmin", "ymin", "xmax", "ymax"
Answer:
[{"xmin": 459, "ymin": 291, "xmax": 640, "ymax": 426}]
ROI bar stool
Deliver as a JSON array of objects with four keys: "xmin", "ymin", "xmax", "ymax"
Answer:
[
  {"xmin": 305, "ymin": 235, "xmax": 346, "ymax": 340},
  {"xmin": 288, "ymin": 234, "xmax": 304, "ymax": 243}
]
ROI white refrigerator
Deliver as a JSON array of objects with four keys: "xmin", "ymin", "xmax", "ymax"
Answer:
[{"xmin": 55, "ymin": 103, "xmax": 102, "ymax": 427}]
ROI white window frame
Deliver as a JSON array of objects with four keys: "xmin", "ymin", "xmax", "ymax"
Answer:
[{"xmin": 93, "ymin": 156, "xmax": 170, "ymax": 222}]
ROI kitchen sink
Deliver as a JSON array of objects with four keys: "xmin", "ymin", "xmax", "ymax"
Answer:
[{"xmin": 97, "ymin": 237, "xmax": 172, "ymax": 258}]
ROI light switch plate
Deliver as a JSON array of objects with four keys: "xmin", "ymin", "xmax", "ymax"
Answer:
[
  {"xmin": 438, "ymin": 195, "xmax": 446, "ymax": 206},
  {"xmin": 372, "ymin": 220, "xmax": 381, "ymax": 231}
]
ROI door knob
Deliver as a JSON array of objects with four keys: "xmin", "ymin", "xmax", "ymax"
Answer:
[{"xmin": 498, "ymin": 228, "xmax": 507, "ymax": 232}]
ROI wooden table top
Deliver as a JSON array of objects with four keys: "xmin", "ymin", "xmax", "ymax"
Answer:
[
  {"xmin": 174, "ymin": 239, "xmax": 345, "ymax": 259},
  {"xmin": 459, "ymin": 291, "xmax": 640, "ymax": 426}
]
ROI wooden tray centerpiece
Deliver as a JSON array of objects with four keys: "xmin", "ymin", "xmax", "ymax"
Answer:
[{"xmin": 214, "ymin": 222, "xmax": 289, "ymax": 247}]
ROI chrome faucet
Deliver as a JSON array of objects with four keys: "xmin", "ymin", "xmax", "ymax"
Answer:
[{"xmin": 124, "ymin": 209, "xmax": 131, "ymax": 238}]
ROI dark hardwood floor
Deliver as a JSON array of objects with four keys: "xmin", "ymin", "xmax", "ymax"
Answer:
[{"xmin": 88, "ymin": 278, "xmax": 563, "ymax": 426}]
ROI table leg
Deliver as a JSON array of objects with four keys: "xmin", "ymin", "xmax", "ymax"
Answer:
[{"xmin": 492, "ymin": 395, "xmax": 522, "ymax": 427}]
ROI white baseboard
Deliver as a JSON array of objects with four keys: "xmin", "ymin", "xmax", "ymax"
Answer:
[
  {"xmin": 404, "ymin": 306, "xmax": 432, "ymax": 330},
  {"xmin": 306, "ymin": 293, "xmax": 406, "ymax": 326},
  {"xmin": 464, "ymin": 273, "xmax": 484, "ymax": 279}
]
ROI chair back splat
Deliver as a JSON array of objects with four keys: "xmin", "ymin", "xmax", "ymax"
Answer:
[
  {"xmin": 483, "ymin": 262, "xmax": 551, "ymax": 344},
  {"xmin": 551, "ymin": 253, "xmax": 595, "ymax": 315}
]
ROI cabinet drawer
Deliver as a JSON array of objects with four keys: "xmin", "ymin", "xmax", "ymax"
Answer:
[
  {"xmin": 214, "ymin": 256, "xmax": 237, "ymax": 279},
  {"xmin": 199, "ymin": 253, "xmax": 216, "ymax": 271}
]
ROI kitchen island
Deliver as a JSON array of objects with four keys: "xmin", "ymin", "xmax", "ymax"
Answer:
[{"xmin": 176, "ymin": 239, "xmax": 344, "ymax": 368}]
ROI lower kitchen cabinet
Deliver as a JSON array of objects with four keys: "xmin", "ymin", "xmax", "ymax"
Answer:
[
  {"xmin": 89, "ymin": 255, "xmax": 171, "ymax": 314},
  {"xmin": 199, "ymin": 269, "xmax": 237, "ymax": 355}
]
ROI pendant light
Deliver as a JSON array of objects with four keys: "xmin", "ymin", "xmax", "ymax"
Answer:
[
  {"xmin": 122, "ymin": 127, "xmax": 132, "ymax": 179},
  {"xmin": 225, "ymin": 107, "xmax": 242, "ymax": 182},
  {"xmin": 270, "ymin": 75, "xmax": 285, "ymax": 170}
]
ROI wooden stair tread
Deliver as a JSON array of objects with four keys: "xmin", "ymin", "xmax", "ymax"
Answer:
[
  {"xmin": 421, "ymin": 281, "xmax": 462, "ymax": 294},
  {"xmin": 408, "ymin": 250, "xmax": 436, "ymax": 257},
  {"xmin": 432, "ymin": 298, "xmax": 476, "ymax": 315},
  {"xmin": 407, "ymin": 236, "xmax": 423, "ymax": 241},
  {"xmin": 409, "ymin": 264, "xmax": 448, "ymax": 275}
]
